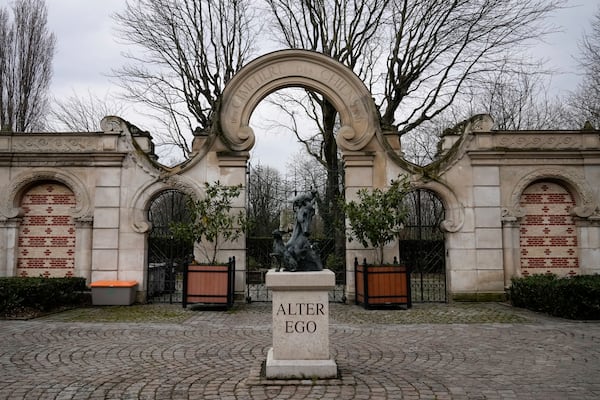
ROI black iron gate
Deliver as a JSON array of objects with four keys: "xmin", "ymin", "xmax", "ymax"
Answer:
[
  {"xmin": 147, "ymin": 190, "xmax": 193, "ymax": 304},
  {"xmin": 398, "ymin": 189, "xmax": 447, "ymax": 302},
  {"xmin": 245, "ymin": 237, "xmax": 346, "ymax": 303}
]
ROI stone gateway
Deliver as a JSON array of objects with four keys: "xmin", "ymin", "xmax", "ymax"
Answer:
[{"xmin": 0, "ymin": 49, "xmax": 598, "ymax": 304}]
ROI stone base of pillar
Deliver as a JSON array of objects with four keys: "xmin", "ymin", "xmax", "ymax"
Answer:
[
  {"xmin": 265, "ymin": 348, "xmax": 337, "ymax": 379},
  {"xmin": 265, "ymin": 269, "xmax": 338, "ymax": 379}
]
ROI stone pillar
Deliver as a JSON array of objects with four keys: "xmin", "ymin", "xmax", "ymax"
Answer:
[
  {"xmin": 217, "ymin": 151, "xmax": 249, "ymax": 300},
  {"xmin": 0, "ymin": 218, "xmax": 20, "ymax": 277},
  {"xmin": 265, "ymin": 269, "xmax": 337, "ymax": 379},
  {"xmin": 501, "ymin": 218, "xmax": 520, "ymax": 288},
  {"xmin": 74, "ymin": 217, "xmax": 93, "ymax": 284},
  {"xmin": 343, "ymin": 152, "xmax": 375, "ymax": 303}
]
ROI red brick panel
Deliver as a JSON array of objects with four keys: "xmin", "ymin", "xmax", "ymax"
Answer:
[
  {"xmin": 519, "ymin": 181, "xmax": 578, "ymax": 277},
  {"xmin": 16, "ymin": 183, "xmax": 76, "ymax": 278}
]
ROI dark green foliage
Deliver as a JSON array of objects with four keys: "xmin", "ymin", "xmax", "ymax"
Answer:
[
  {"xmin": 0, "ymin": 277, "xmax": 88, "ymax": 316},
  {"xmin": 246, "ymin": 237, "xmax": 274, "ymax": 270},
  {"xmin": 510, "ymin": 274, "xmax": 600, "ymax": 320},
  {"xmin": 344, "ymin": 175, "xmax": 411, "ymax": 265},
  {"xmin": 169, "ymin": 181, "xmax": 246, "ymax": 264}
]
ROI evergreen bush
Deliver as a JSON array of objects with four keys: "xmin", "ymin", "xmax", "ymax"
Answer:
[
  {"xmin": 0, "ymin": 277, "xmax": 88, "ymax": 316},
  {"xmin": 510, "ymin": 274, "xmax": 600, "ymax": 319}
]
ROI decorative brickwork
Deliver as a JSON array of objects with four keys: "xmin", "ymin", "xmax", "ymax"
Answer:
[
  {"xmin": 519, "ymin": 181, "xmax": 578, "ymax": 276},
  {"xmin": 16, "ymin": 183, "xmax": 76, "ymax": 278}
]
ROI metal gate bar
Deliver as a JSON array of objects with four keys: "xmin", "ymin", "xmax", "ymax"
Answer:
[
  {"xmin": 146, "ymin": 190, "xmax": 193, "ymax": 304},
  {"xmin": 399, "ymin": 189, "xmax": 447, "ymax": 303},
  {"xmin": 245, "ymin": 269, "xmax": 346, "ymax": 303}
]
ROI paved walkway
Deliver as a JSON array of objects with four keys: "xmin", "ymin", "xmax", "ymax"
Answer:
[{"xmin": 1, "ymin": 303, "xmax": 599, "ymax": 399}]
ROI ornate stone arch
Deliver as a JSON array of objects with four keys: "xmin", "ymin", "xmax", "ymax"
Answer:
[
  {"xmin": 129, "ymin": 175, "xmax": 202, "ymax": 233},
  {"xmin": 220, "ymin": 49, "xmax": 381, "ymax": 152},
  {"xmin": 415, "ymin": 180, "xmax": 465, "ymax": 233},
  {"xmin": 505, "ymin": 168, "xmax": 597, "ymax": 219},
  {"xmin": 0, "ymin": 168, "xmax": 92, "ymax": 220}
]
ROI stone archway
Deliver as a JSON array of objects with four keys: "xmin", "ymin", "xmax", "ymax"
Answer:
[
  {"xmin": 220, "ymin": 49, "xmax": 381, "ymax": 153},
  {"xmin": 218, "ymin": 50, "xmax": 389, "ymax": 302}
]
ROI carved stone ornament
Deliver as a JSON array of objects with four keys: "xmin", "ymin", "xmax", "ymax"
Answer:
[
  {"xmin": 11, "ymin": 137, "xmax": 101, "ymax": 152},
  {"xmin": 571, "ymin": 204, "xmax": 597, "ymax": 218},
  {"xmin": 467, "ymin": 114, "xmax": 494, "ymax": 132},
  {"xmin": 501, "ymin": 206, "xmax": 527, "ymax": 221},
  {"xmin": 220, "ymin": 50, "xmax": 379, "ymax": 152},
  {"xmin": 496, "ymin": 134, "xmax": 582, "ymax": 149},
  {"xmin": 100, "ymin": 116, "xmax": 125, "ymax": 134}
]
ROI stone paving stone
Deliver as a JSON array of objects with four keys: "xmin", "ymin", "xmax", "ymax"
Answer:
[{"xmin": 0, "ymin": 302, "xmax": 598, "ymax": 399}]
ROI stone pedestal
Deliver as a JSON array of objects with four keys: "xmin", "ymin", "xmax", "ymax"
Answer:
[{"xmin": 265, "ymin": 269, "xmax": 338, "ymax": 379}]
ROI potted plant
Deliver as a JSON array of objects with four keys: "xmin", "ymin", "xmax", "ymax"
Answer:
[
  {"xmin": 170, "ymin": 181, "xmax": 247, "ymax": 308},
  {"xmin": 344, "ymin": 175, "xmax": 412, "ymax": 309}
]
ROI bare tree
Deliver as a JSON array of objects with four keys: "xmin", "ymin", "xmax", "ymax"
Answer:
[
  {"xmin": 0, "ymin": 0, "xmax": 55, "ymax": 132},
  {"xmin": 247, "ymin": 163, "xmax": 287, "ymax": 237},
  {"xmin": 464, "ymin": 61, "xmax": 568, "ymax": 131},
  {"xmin": 379, "ymin": 0, "xmax": 562, "ymax": 134},
  {"xmin": 401, "ymin": 119, "xmax": 453, "ymax": 166},
  {"xmin": 266, "ymin": 0, "xmax": 390, "ymax": 261},
  {"xmin": 50, "ymin": 90, "xmax": 128, "ymax": 132},
  {"xmin": 401, "ymin": 64, "xmax": 569, "ymax": 166},
  {"xmin": 112, "ymin": 0, "xmax": 258, "ymax": 159},
  {"xmin": 567, "ymin": 6, "xmax": 600, "ymax": 128},
  {"xmin": 265, "ymin": 0, "xmax": 561, "ymax": 262}
]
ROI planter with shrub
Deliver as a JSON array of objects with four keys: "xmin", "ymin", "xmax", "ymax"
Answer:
[
  {"xmin": 344, "ymin": 176, "xmax": 412, "ymax": 309},
  {"xmin": 170, "ymin": 181, "xmax": 246, "ymax": 308}
]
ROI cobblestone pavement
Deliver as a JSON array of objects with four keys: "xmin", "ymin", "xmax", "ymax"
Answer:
[{"xmin": 1, "ymin": 303, "xmax": 599, "ymax": 399}]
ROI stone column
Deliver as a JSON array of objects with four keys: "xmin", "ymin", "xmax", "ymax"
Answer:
[
  {"xmin": 0, "ymin": 218, "xmax": 20, "ymax": 277},
  {"xmin": 217, "ymin": 151, "xmax": 249, "ymax": 300},
  {"xmin": 75, "ymin": 217, "xmax": 93, "ymax": 284},
  {"xmin": 343, "ymin": 152, "xmax": 375, "ymax": 303},
  {"xmin": 265, "ymin": 269, "xmax": 337, "ymax": 379},
  {"xmin": 501, "ymin": 218, "xmax": 520, "ymax": 288}
]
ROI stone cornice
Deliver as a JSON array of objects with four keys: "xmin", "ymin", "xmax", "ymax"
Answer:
[
  {"xmin": 467, "ymin": 150, "xmax": 600, "ymax": 165},
  {"xmin": 0, "ymin": 152, "xmax": 127, "ymax": 167},
  {"xmin": 0, "ymin": 132, "xmax": 120, "ymax": 153}
]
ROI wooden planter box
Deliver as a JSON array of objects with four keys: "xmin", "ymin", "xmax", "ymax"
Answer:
[
  {"xmin": 355, "ymin": 258, "xmax": 411, "ymax": 309},
  {"xmin": 182, "ymin": 257, "xmax": 235, "ymax": 308}
]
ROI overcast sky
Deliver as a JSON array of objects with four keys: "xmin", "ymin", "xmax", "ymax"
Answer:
[{"xmin": 10, "ymin": 0, "xmax": 599, "ymax": 168}]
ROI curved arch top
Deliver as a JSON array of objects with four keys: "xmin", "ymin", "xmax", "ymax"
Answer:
[
  {"xmin": 506, "ymin": 168, "xmax": 598, "ymax": 219},
  {"xmin": 129, "ymin": 175, "xmax": 203, "ymax": 233},
  {"xmin": 0, "ymin": 169, "xmax": 93, "ymax": 221},
  {"xmin": 220, "ymin": 50, "xmax": 380, "ymax": 152},
  {"xmin": 415, "ymin": 180, "xmax": 465, "ymax": 233}
]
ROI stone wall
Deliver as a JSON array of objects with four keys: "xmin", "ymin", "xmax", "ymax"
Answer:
[
  {"xmin": 0, "ymin": 113, "xmax": 598, "ymax": 302},
  {"xmin": 0, "ymin": 51, "xmax": 598, "ymax": 303}
]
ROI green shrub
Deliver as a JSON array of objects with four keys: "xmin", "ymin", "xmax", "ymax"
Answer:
[
  {"xmin": 0, "ymin": 277, "xmax": 88, "ymax": 316},
  {"xmin": 510, "ymin": 274, "xmax": 600, "ymax": 320}
]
